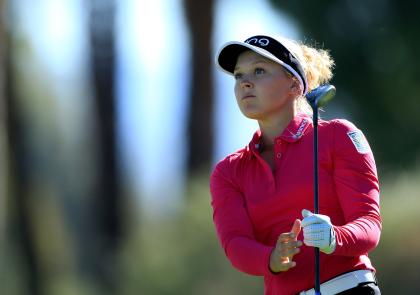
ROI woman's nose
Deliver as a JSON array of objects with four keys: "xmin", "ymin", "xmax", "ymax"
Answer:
[{"xmin": 240, "ymin": 77, "xmax": 253, "ymax": 88}]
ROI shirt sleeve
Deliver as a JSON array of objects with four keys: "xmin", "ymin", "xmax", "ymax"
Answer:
[
  {"xmin": 210, "ymin": 159, "xmax": 274, "ymax": 276},
  {"xmin": 332, "ymin": 120, "xmax": 382, "ymax": 256}
]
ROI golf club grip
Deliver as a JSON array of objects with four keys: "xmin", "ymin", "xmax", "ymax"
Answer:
[{"xmin": 315, "ymin": 248, "xmax": 321, "ymax": 294}]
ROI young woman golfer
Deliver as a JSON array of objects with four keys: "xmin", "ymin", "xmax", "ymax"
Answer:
[{"xmin": 210, "ymin": 34, "xmax": 381, "ymax": 295}]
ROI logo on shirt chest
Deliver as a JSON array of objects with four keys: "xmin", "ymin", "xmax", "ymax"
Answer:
[{"xmin": 293, "ymin": 119, "xmax": 309, "ymax": 139}]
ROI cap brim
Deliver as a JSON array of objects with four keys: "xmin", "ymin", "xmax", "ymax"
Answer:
[
  {"xmin": 216, "ymin": 41, "xmax": 307, "ymax": 94},
  {"xmin": 216, "ymin": 41, "xmax": 285, "ymax": 74}
]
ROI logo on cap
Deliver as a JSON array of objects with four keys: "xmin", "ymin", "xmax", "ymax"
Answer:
[{"xmin": 245, "ymin": 37, "xmax": 270, "ymax": 47}]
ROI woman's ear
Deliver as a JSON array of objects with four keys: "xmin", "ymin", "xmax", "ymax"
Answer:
[{"xmin": 289, "ymin": 79, "xmax": 301, "ymax": 95}]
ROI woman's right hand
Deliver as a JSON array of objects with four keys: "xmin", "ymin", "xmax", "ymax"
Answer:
[{"xmin": 269, "ymin": 219, "xmax": 302, "ymax": 273}]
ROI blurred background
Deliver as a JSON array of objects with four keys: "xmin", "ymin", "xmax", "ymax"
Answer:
[{"xmin": 1, "ymin": 0, "xmax": 419, "ymax": 294}]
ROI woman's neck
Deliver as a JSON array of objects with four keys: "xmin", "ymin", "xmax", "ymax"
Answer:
[{"xmin": 258, "ymin": 109, "xmax": 296, "ymax": 149}]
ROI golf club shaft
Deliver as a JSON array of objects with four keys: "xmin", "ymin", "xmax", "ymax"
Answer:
[
  {"xmin": 313, "ymin": 109, "xmax": 321, "ymax": 295},
  {"xmin": 307, "ymin": 84, "xmax": 336, "ymax": 295}
]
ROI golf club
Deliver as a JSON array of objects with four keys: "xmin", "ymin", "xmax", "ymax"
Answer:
[{"xmin": 306, "ymin": 84, "xmax": 336, "ymax": 295}]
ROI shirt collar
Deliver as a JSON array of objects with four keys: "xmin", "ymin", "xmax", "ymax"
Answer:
[
  {"xmin": 249, "ymin": 129, "xmax": 263, "ymax": 154},
  {"xmin": 278, "ymin": 113, "xmax": 311, "ymax": 142},
  {"xmin": 248, "ymin": 113, "xmax": 312, "ymax": 153}
]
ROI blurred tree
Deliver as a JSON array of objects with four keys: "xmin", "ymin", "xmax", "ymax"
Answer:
[
  {"xmin": 269, "ymin": 0, "xmax": 420, "ymax": 173},
  {"xmin": 87, "ymin": 0, "xmax": 123, "ymax": 293},
  {"xmin": 184, "ymin": 0, "xmax": 215, "ymax": 174},
  {"xmin": 2, "ymin": 2, "xmax": 43, "ymax": 294},
  {"xmin": 0, "ymin": 0, "xmax": 6, "ymax": 240}
]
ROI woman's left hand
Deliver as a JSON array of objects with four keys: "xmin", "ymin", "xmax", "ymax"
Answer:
[{"xmin": 301, "ymin": 209, "xmax": 336, "ymax": 254}]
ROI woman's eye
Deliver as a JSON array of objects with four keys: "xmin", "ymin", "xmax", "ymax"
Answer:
[
  {"xmin": 234, "ymin": 73, "xmax": 242, "ymax": 80},
  {"xmin": 255, "ymin": 68, "xmax": 265, "ymax": 75}
]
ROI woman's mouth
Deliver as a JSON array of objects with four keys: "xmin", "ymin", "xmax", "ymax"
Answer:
[{"xmin": 241, "ymin": 94, "xmax": 256, "ymax": 100}]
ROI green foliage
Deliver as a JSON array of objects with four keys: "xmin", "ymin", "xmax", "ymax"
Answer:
[
  {"xmin": 371, "ymin": 168, "xmax": 420, "ymax": 294},
  {"xmin": 118, "ymin": 175, "xmax": 263, "ymax": 295}
]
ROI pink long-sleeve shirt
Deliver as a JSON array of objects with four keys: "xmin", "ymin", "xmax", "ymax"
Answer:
[{"xmin": 210, "ymin": 113, "xmax": 381, "ymax": 295}]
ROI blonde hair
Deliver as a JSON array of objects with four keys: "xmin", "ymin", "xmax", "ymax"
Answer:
[{"xmin": 281, "ymin": 37, "xmax": 335, "ymax": 115}]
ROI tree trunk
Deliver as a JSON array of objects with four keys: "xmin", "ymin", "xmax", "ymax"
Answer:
[
  {"xmin": 184, "ymin": 0, "xmax": 215, "ymax": 174},
  {"xmin": 2, "ymin": 1, "xmax": 43, "ymax": 294},
  {"xmin": 88, "ymin": 0, "xmax": 122, "ymax": 293},
  {"xmin": 0, "ymin": 0, "xmax": 6, "ymax": 242}
]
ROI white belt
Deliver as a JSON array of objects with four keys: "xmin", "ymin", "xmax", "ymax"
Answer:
[{"xmin": 299, "ymin": 270, "xmax": 376, "ymax": 295}]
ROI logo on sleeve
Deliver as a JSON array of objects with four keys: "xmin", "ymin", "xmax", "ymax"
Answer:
[{"xmin": 347, "ymin": 130, "xmax": 371, "ymax": 154}]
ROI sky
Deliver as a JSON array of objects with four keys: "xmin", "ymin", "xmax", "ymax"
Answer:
[
  {"xmin": 117, "ymin": 0, "xmax": 300, "ymax": 214},
  {"xmin": 12, "ymin": 0, "xmax": 301, "ymax": 215}
]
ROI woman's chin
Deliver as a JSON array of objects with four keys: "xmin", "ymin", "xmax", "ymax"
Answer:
[
  {"xmin": 239, "ymin": 106, "xmax": 262, "ymax": 120},
  {"xmin": 241, "ymin": 111, "xmax": 261, "ymax": 120}
]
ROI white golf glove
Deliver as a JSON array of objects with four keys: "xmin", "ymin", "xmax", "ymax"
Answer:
[{"xmin": 301, "ymin": 209, "xmax": 336, "ymax": 254}]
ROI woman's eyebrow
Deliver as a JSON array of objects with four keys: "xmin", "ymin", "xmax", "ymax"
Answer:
[{"xmin": 234, "ymin": 60, "xmax": 269, "ymax": 72}]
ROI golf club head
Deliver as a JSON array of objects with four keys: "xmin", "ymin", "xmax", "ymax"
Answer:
[{"xmin": 306, "ymin": 84, "xmax": 336, "ymax": 109}]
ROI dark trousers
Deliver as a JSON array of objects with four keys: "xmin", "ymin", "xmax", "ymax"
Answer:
[{"xmin": 337, "ymin": 283, "xmax": 381, "ymax": 294}]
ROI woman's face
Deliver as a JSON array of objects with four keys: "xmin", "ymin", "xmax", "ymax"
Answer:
[{"xmin": 233, "ymin": 50, "xmax": 296, "ymax": 121}]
